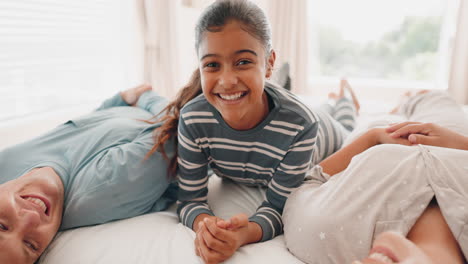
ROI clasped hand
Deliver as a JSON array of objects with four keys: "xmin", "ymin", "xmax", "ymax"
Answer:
[{"xmin": 194, "ymin": 213, "xmax": 249, "ymax": 264}]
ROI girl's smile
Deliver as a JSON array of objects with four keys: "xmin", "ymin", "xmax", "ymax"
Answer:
[{"xmin": 216, "ymin": 91, "xmax": 248, "ymax": 102}]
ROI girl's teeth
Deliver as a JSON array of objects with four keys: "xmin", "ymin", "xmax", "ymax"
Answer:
[
  {"xmin": 25, "ymin": 197, "xmax": 47, "ymax": 213},
  {"xmin": 219, "ymin": 92, "xmax": 243, "ymax": 100},
  {"xmin": 368, "ymin": 252, "xmax": 395, "ymax": 263}
]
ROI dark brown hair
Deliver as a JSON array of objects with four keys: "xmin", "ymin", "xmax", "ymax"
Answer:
[{"xmin": 146, "ymin": 69, "xmax": 202, "ymax": 177}]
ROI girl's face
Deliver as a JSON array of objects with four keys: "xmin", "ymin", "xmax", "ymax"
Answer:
[
  {"xmin": 197, "ymin": 20, "xmax": 275, "ymax": 130},
  {"xmin": 353, "ymin": 231, "xmax": 435, "ymax": 264}
]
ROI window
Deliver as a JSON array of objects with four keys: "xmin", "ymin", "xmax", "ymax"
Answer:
[
  {"xmin": 308, "ymin": 0, "xmax": 459, "ymax": 90},
  {"xmin": 0, "ymin": 0, "xmax": 143, "ymax": 121}
]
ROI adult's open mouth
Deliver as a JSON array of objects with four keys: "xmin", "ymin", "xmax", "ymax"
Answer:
[{"xmin": 21, "ymin": 195, "xmax": 51, "ymax": 216}]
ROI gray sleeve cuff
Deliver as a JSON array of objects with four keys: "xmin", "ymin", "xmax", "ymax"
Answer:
[
  {"xmin": 177, "ymin": 202, "xmax": 214, "ymax": 230},
  {"xmin": 249, "ymin": 214, "xmax": 281, "ymax": 242}
]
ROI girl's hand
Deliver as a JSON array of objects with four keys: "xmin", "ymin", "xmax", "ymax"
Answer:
[
  {"xmin": 216, "ymin": 213, "xmax": 249, "ymax": 230},
  {"xmin": 120, "ymin": 84, "xmax": 152, "ymax": 106},
  {"xmin": 195, "ymin": 214, "xmax": 253, "ymax": 264},
  {"xmin": 195, "ymin": 219, "xmax": 226, "ymax": 264},
  {"xmin": 195, "ymin": 217, "xmax": 245, "ymax": 264},
  {"xmin": 193, "ymin": 215, "xmax": 224, "ymax": 259},
  {"xmin": 386, "ymin": 122, "xmax": 468, "ymax": 150}
]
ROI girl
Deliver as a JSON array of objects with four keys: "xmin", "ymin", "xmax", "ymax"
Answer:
[
  {"xmin": 152, "ymin": 0, "xmax": 358, "ymax": 263},
  {"xmin": 283, "ymin": 90, "xmax": 468, "ymax": 264}
]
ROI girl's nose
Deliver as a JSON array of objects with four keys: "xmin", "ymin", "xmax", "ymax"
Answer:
[{"xmin": 218, "ymin": 68, "xmax": 238, "ymax": 88}]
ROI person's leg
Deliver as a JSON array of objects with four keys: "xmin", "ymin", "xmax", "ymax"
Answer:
[
  {"xmin": 313, "ymin": 80, "xmax": 360, "ymax": 162},
  {"xmin": 407, "ymin": 199, "xmax": 465, "ymax": 264},
  {"xmin": 323, "ymin": 79, "xmax": 359, "ymax": 132}
]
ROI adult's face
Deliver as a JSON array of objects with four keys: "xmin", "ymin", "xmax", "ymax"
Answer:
[
  {"xmin": 353, "ymin": 231, "xmax": 435, "ymax": 264},
  {"xmin": 0, "ymin": 167, "xmax": 64, "ymax": 264}
]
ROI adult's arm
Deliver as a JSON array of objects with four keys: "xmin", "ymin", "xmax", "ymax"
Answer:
[
  {"xmin": 319, "ymin": 128, "xmax": 411, "ymax": 176},
  {"xmin": 95, "ymin": 84, "xmax": 154, "ymax": 111},
  {"xmin": 387, "ymin": 122, "xmax": 468, "ymax": 151},
  {"xmin": 61, "ymin": 130, "xmax": 175, "ymax": 229}
]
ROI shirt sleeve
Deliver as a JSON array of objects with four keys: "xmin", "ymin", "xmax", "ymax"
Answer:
[
  {"xmin": 95, "ymin": 91, "xmax": 168, "ymax": 116},
  {"xmin": 62, "ymin": 129, "xmax": 176, "ymax": 229},
  {"xmin": 95, "ymin": 93, "xmax": 128, "ymax": 111},
  {"xmin": 249, "ymin": 121, "xmax": 319, "ymax": 241},
  {"xmin": 136, "ymin": 91, "xmax": 169, "ymax": 116},
  {"xmin": 176, "ymin": 116, "xmax": 212, "ymax": 229}
]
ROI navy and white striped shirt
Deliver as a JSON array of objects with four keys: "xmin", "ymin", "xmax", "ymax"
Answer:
[{"xmin": 176, "ymin": 83, "xmax": 319, "ymax": 241}]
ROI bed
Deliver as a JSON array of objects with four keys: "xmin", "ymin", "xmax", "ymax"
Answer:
[
  {"xmin": 36, "ymin": 98, "xmax": 468, "ymax": 264},
  {"xmin": 38, "ymin": 174, "xmax": 303, "ymax": 264}
]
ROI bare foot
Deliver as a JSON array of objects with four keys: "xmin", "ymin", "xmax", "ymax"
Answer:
[
  {"xmin": 329, "ymin": 79, "xmax": 360, "ymax": 114},
  {"xmin": 121, "ymin": 84, "xmax": 152, "ymax": 105}
]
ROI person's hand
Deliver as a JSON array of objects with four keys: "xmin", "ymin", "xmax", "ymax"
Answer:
[
  {"xmin": 194, "ymin": 215, "xmax": 225, "ymax": 263},
  {"xmin": 195, "ymin": 214, "xmax": 249, "ymax": 264},
  {"xmin": 369, "ymin": 128, "xmax": 412, "ymax": 146},
  {"xmin": 216, "ymin": 213, "xmax": 249, "ymax": 230},
  {"xmin": 386, "ymin": 122, "xmax": 468, "ymax": 150},
  {"xmin": 120, "ymin": 84, "xmax": 152, "ymax": 106}
]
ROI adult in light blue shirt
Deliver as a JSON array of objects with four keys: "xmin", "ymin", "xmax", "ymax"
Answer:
[{"xmin": 0, "ymin": 85, "xmax": 176, "ymax": 264}]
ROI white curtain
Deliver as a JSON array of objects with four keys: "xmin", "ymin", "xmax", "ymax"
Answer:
[
  {"xmin": 448, "ymin": 0, "xmax": 468, "ymax": 104},
  {"xmin": 256, "ymin": 0, "xmax": 309, "ymax": 94},
  {"xmin": 143, "ymin": 0, "xmax": 181, "ymax": 98}
]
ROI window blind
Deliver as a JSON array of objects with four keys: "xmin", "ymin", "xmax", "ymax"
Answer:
[{"xmin": 0, "ymin": 0, "xmax": 142, "ymax": 120}]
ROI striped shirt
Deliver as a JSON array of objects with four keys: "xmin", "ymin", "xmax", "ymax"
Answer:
[{"xmin": 176, "ymin": 83, "xmax": 319, "ymax": 242}]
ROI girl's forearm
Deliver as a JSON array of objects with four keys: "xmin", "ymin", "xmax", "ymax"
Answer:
[
  {"xmin": 319, "ymin": 129, "xmax": 379, "ymax": 176},
  {"xmin": 240, "ymin": 221, "xmax": 263, "ymax": 246}
]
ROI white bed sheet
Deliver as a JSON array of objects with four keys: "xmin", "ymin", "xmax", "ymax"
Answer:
[{"xmin": 39, "ymin": 174, "xmax": 304, "ymax": 264}]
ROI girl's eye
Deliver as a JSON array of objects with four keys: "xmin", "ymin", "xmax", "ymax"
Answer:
[
  {"xmin": 24, "ymin": 240, "xmax": 38, "ymax": 251},
  {"xmin": 0, "ymin": 223, "xmax": 8, "ymax": 231},
  {"xmin": 204, "ymin": 62, "xmax": 219, "ymax": 68},
  {"xmin": 237, "ymin": 60, "xmax": 251, "ymax": 66}
]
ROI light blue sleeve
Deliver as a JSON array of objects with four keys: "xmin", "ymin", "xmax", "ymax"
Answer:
[
  {"xmin": 95, "ymin": 91, "xmax": 168, "ymax": 116},
  {"xmin": 95, "ymin": 93, "xmax": 128, "ymax": 111},
  {"xmin": 61, "ymin": 130, "xmax": 176, "ymax": 230},
  {"xmin": 136, "ymin": 91, "xmax": 169, "ymax": 116}
]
